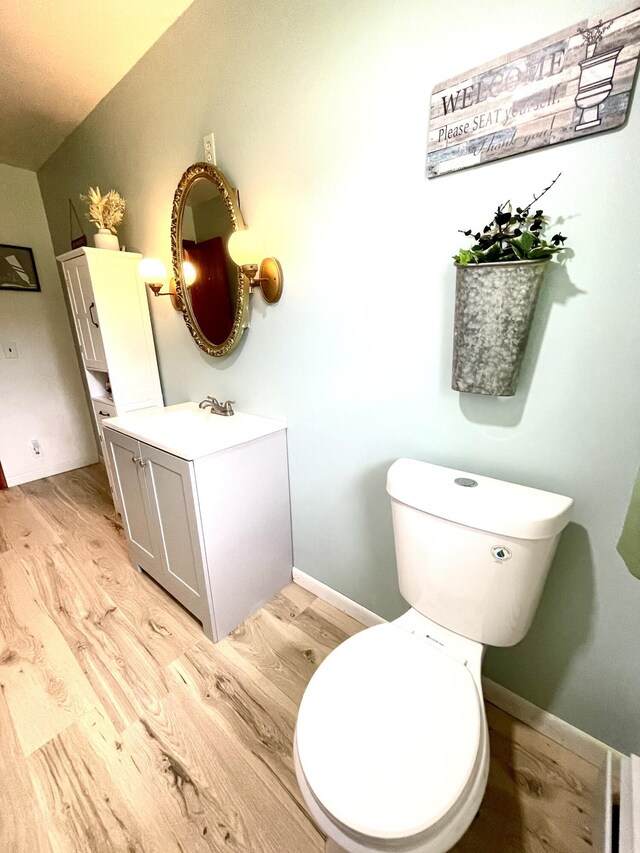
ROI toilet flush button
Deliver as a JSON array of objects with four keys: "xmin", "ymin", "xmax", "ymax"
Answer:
[{"xmin": 454, "ymin": 477, "xmax": 478, "ymax": 488}]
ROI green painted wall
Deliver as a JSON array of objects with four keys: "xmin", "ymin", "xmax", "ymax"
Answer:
[{"xmin": 38, "ymin": 0, "xmax": 640, "ymax": 753}]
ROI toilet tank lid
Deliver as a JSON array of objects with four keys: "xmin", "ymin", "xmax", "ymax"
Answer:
[{"xmin": 386, "ymin": 459, "xmax": 573, "ymax": 540}]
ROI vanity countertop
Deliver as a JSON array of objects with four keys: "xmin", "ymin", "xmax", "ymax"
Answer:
[{"xmin": 104, "ymin": 402, "xmax": 286, "ymax": 461}]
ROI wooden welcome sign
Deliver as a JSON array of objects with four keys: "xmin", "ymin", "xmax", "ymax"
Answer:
[{"xmin": 427, "ymin": 2, "xmax": 640, "ymax": 177}]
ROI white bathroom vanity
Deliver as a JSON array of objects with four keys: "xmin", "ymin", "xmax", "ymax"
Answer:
[{"xmin": 103, "ymin": 403, "xmax": 293, "ymax": 641}]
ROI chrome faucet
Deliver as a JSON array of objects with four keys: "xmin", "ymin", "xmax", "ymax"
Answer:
[{"xmin": 198, "ymin": 396, "xmax": 235, "ymax": 416}]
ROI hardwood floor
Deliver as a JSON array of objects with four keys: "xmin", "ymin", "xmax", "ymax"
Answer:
[{"xmin": 0, "ymin": 465, "xmax": 597, "ymax": 852}]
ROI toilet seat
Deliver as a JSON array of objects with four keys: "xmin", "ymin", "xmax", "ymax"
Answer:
[{"xmin": 296, "ymin": 623, "xmax": 482, "ymax": 842}]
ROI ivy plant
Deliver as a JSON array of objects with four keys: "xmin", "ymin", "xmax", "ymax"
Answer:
[{"xmin": 453, "ymin": 174, "xmax": 567, "ymax": 265}]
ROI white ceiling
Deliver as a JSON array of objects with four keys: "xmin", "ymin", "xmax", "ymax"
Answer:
[{"xmin": 0, "ymin": 0, "xmax": 195, "ymax": 171}]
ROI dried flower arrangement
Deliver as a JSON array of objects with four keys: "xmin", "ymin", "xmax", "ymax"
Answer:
[
  {"xmin": 80, "ymin": 187, "xmax": 126, "ymax": 234},
  {"xmin": 453, "ymin": 174, "xmax": 567, "ymax": 266}
]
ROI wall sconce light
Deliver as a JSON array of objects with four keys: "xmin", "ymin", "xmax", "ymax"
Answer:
[
  {"xmin": 138, "ymin": 257, "xmax": 182, "ymax": 310},
  {"xmin": 183, "ymin": 260, "xmax": 197, "ymax": 287},
  {"xmin": 227, "ymin": 229, "xmax": 283, "ymax": 304}
]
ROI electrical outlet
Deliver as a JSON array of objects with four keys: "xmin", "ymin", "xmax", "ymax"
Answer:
[
  {"xmin": 3, "ymin": 341, "xmax": 18, "ymax": 358},
  {"xmin": 30, "ymin": 439, "xmax": 42, "ymax": 457},
  {"xmin": 203, "ymin": 132, "xmax": 216, "ymax": 165}
]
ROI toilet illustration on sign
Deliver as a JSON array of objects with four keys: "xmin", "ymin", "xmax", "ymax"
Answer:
[{"xmin": 575, "ymin": 18, "xmax": 622, "ymax": 130}]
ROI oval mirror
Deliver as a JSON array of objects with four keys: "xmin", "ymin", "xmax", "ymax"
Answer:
[{"xmin": 171, "ymin": 163, "xmax": 248, "ymax": 357}]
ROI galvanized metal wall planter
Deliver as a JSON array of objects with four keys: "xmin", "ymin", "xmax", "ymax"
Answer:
[{"xmin": 452, "ymin": 259, "xmax": 548, "ymax": 396}]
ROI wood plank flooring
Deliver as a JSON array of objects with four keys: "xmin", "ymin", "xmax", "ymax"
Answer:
[{"xmin": 0, "ymin": 464, "xmax": 597, "ymax": 852}]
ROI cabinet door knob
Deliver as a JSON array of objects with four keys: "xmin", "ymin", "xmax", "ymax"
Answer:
[
  {"xmin": 131, "ymin": 455, "xmax": 148, "ymax": 467},
  {"xmin": 98, "ymin": 410, "xmax": 110, "ymax": 417},
  {"xmin": 88, "ymin": 301, "xmax": 99, "ymax": 328}
]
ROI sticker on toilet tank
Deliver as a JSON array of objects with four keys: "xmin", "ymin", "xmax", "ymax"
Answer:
[{"xmin": 491, "ymin": 546, "xmax": 512, "ymax": 562}]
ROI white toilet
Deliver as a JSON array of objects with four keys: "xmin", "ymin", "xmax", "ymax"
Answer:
[{"xmin": 294, "ymin": 459, "xmax": 573, "ymax": 853}]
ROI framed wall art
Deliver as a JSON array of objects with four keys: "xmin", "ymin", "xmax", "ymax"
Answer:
[
  {"xmin": 427, "ymin": 1, "xmax": 640, "ymax": 177},
  {"xmin": 0, "ymin": 244, "xmax": 41, "ymax": 292}
]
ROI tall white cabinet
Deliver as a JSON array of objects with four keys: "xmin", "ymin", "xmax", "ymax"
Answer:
[{"xmin": 57, "ymin": 247, "xmax": 164, "ymax": 505}]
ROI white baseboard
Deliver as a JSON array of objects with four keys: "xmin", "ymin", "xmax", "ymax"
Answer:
[
  {"xmin": 481, "ymin": 677, "xmax": 623, "ymax": 771},
  {"xmin": 6, "ymin": 454, "xmax": 99, "ymax": 487},
  {"xmin": 292, "ymin": 568, "xmax": 385, "ymax": 628},
  {"xmin": 292, "ymin": 568, "xmax": 620, "ymax": 770}
]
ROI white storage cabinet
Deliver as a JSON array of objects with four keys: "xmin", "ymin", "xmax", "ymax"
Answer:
[
  {"xmin": 103, "ymin": 404, "xmax": 293, "ymax": 642},
  {"xmin": 57, "ymin": 247, "xmax": 163, "ymax": 505}
]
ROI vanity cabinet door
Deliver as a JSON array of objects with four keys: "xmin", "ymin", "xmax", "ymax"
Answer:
[
  {"xmin": 104, "ymin": 429, "xmax": 164, "ymax": 582},
  {"xmin": 142, "ymin": 444, "xmax": 212, "ymax": 631}
]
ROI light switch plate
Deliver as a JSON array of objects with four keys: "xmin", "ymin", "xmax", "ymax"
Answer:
[
  {"xmin": 203, "ymin": 132, "xmax": 216, "ymax": 165},
  {"xmin": 3, "ymin": 341, "xmax": 18, "ymax": 358}
]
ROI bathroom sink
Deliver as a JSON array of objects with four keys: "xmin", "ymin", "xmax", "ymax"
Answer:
[{"xmin": 105, "ymin": 402, "xmax": 286, "ymax": 460}]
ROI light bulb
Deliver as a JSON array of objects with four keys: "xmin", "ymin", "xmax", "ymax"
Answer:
[
  {"xmin": 138, "ymin": 257, "xmax": 167, "ymax": 282},
  {"xmin": 227, "ymin": 229, "xmax": 265, "ymax": 267},
  {"xmin": 182, "ymin": 260, "xmax": 197, "ymax": 286}
]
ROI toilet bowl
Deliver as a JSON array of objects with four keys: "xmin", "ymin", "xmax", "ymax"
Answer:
[
  {"xmin": 294, "ymin": 459, "xmax": 573, "ymax": 851},
  {"xmin": 294, "ymin": 612, "xmax": 489, "ymax": 853}
]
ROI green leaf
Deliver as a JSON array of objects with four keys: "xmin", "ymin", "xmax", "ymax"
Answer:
[
  {"xmin": 519, "ymin": 231, "xmax": 535, "ymax": 253},
  {"xmin": 484, "ymin": 243, "xmax": 502, "ymax": 261},
  {"xmin": 454, "ymin": 248, "xmax": 476, "ymax": 265},
  {"xmin": 527, "ymin": 246, "xmax": 553, "ymax": 259}
]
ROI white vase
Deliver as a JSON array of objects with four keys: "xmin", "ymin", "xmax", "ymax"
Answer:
[{"xmin": 94, "ymin": 228, "xmax": 119, "ymax": 251}]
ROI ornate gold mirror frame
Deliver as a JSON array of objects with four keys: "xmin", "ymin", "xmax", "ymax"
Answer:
[{"xmin": 170, "ymin": 162, "xmax": 249, "ymax": 357}]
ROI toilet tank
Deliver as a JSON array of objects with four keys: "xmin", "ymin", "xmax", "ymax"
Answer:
[{"xmin": 386, "ymin": 459, "xmax": 573, "ymax": 647}]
